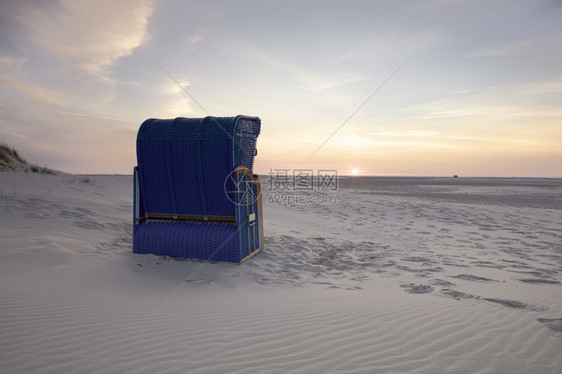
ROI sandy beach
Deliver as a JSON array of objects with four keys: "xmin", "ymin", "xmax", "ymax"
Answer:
[{"xmin": 1, "ymin": 172, "xmax": 561, "ymax": 373}]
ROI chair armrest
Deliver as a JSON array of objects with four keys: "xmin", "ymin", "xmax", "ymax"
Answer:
[
  {"xmin": 235, "ymin": 166, "xmax": 264, "ymax": 252},
  {"xmin": 235, "ymin": 166, "xmax": 259, "ymax": 182}
]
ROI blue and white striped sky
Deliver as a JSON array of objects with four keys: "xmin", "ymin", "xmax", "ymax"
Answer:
[{"xmin": 1, "ymin": 0, "xmax": 561, "ymax": 176}]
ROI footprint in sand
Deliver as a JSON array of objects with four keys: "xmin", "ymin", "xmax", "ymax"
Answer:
[
  {"xmin": 402, "ymin": 256, "xmax": 434, "ymax": 263},
  {"xmin": 401, "ymin": 283, "xmax": 434, "ymax": 294},
  {"xmin": 518, "ymin": 278, "xmax": 560, "ymax": 285},
  {"xmin": 483, "ymin": 298, "xmax": 548, "ymax": 311},
  {"xmin": 537, "ymin": 318, "xmax": 562, "ymax": 333},
  {"xmin": 483, "ymin": 298, "xmax": 528, "ymax": 309},
  {"xmin": 431, "ymin": 279, "xmax": 456, "ymax": 287},
  {"xmin": 24, "ymin": 212, "xmax": 50, "ymax": 219},
  {"xmin": 440, "ymin": 289, "xmax": 475, "ymax": 300},
  {"xmin": 451, "ymin": 274, "xmax": 498, "ymax": 282},
  {"xmin": 72, "ymin": 220, "xmax": 106, "ymax": 230},
  {"xmin": 469, "ymin": 261, "xmax": 504, "ymax": 269}
]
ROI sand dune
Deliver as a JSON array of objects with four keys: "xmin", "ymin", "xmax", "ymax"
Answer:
[{"xmin": 1, "ymin": 172, "xmax": 561, "ymax": 373}]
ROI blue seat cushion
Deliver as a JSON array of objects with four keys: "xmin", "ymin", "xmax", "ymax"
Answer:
[{"xmin": 133, "ymin": 220, "xmax": 241, "ymax": 262}]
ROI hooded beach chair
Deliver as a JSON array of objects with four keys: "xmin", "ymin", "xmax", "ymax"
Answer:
[{"xmin": 133, "ymin": 115, "xmax": 263, "ymax": 263}]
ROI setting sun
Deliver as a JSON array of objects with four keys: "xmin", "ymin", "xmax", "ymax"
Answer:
[{"xmin": 351, "ymin": 168, "xmax": 359, "ymax": 175}]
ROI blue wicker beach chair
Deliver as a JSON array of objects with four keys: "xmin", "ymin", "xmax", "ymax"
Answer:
[{"xmin": 133, "ymin": 115, "xmax": 263, "ymax": 263}]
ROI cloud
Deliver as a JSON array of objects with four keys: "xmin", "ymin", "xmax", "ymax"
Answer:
[
  {"xmin": 0, "ymin": 74, "xmax": 65, "ymax": 106},
  {"xmin": 366, "ymin": 130, "xmax": 440, "ymax": 138},
  {"xmin": 47, "ymin": 110, "xmax": 131, "ymax": 123},
  {"xmin": 12, "ymin": 0, "xmax": 155, "ymax": 82},
  {"xmin": 242, "ymin": 46, "xmax": 367, "ymax": 95},
  {"xmin": 0, "ymin": 103, "xmax": 136, "ymax": 174},
  {"xmin": 187, "ymin": 35, "xmax": 203, "ymax": 47},
  {"xmin": 0, "ymin": 54, "xmax": 64, "ymax": 106},
  {"xmin": 0, "ymin": 55, "xmax": 26, "ymax": 70},
  {"xmin": 413, "ymin": 0, "xmax": 477, "ymax": 9},
  {"xmin": 185, "ymin": 25, "xmax": 210, "ymax": 48},
  {"xmin": 151, "ymin": 78, "xmax": 197, "ymax": 118},
  {"xmin": 468, "ymin": 34, "xmax": 562, "ymax": 58}
]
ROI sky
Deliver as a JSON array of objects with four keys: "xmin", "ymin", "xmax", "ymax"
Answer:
[{"xmin": 0, "ymin": 0, "xmax": 561, "ymax": 177}]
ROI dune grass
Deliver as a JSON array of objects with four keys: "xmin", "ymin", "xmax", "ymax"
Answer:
[{"xmin": 0, "ymin": 142, "xmax": 57, "ymax": 175}]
